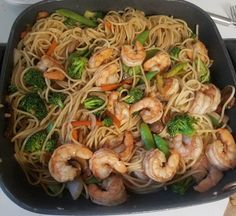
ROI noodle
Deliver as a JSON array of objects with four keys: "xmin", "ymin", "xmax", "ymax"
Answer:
[{"xmin": 6, "ymin": 7, "xmax": 235, "ymax": 203}]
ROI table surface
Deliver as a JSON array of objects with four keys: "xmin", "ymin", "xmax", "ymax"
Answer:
[{"xmin": 1, "ymin": 0, "xmax": 236, "ymax": 215}]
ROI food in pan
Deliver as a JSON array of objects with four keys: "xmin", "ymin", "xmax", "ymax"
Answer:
[{"xmin": 6, "ymin": 7, "xmax": 236, "ymax": 206}]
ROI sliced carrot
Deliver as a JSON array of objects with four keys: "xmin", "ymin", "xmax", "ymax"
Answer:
[
  {"xmin": 20, "ymin": 31, "xmax": 28, "ymax": 39},
  {"xmin": 104, "ymin": 21, "xmax": 112, "ymax": 31},
  {"xmin": 72, "ymin": 129, "xmax": 78, "ymax": 141},
  {"xmin": 46, "ymin": 40, "xmax": 57, "ymax": 56},
  {"xmin": 100, "ymin": 83, "xmax": 121, "ymax": 91},
  {"xmin": 105, "ymin": 111, "xmax": 121, "ymax": 128},
  {"xmin": 71, "ymin": 120, "xmax": 102, "ymax": 127}
]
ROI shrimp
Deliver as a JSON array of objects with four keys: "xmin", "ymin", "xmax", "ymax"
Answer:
[
  {"xmin": 88, "ymin": 48, "xmax": 114, "ymax": 69},
  {"xmin": 88, "ymin": 175, "xmax": 127, "ymax": 206},
  {"xmin": 158, "ymin": 78, "xmax": 180, "ymax": 100},
  {"xmin": 36, "ymin": 11, "xmax": 49, "ymax": 20},
  {"xmin": 37, "ymin": 55, "xmax": 63, "ymax": 71},
  {"xmin": 189, "ymin": 84, "xmax": 221, "ymax": 114},
  {"xmin": 107, "ymin": 91, "xmax": 130, "ymax": 125},
  {"xmin": 186, "ymin": 40, "xmax": 208, "ymax": 62},
  {"xmin": 143, "ymin": 149, "xmax": 180, "ymax": 182},
  {"xmin": 89, "ymin": 148, "xmax": 127, "ymax": 179},
  {"xmin": 171, "ymin": 134, "xmax": 203, "ymax": 162},
  {"xmin": 143, "ymin": 51, "xmax": 171, "ymax": 72},
  {"xmin": 104, "ymin": 131, "xmax": 134, "ymax": 161},
  {"xmin": 130, "ymin": 97, "xmax": 163, "ymax": 124},
  {"xmin": 95, "ymin": 63, "xmax": 119, "ymax": 86},
  {"xmin": 121, "ymin": 41, "xmax": 146, "ymax": 67},
  {"xmin": 192, "ymin": 155, "xmax": 223, "ymax": 192},
  {"xmin": 48, "ymin": 144, "xmax": 93, "ymax": 182},
  {"xmin": 206, "ymin": 128, "xmax": 236, "ymax": 171}
]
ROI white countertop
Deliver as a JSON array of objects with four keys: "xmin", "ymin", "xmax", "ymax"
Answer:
[{"xmin": 0, "ymin": 0, "xmax": 236, "ymax": 215}]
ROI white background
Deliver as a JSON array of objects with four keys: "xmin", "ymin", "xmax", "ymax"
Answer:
[{"xmin": 1, "ymin": 0, "xmax": 236, "ymax": 215}]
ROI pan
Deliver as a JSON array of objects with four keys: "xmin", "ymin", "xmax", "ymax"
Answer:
[{"xmin": 1, "ymin": 0, "xmax": 236, "ymax": 215}]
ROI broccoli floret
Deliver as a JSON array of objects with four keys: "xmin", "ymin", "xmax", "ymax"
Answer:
[
  {"xmin": 48, "ymin": 92, "xmax": 67, "ymax": 109},
  {"xmin": 124, "ymin": 88, "xmax": 144, "ymax": 104},
  {"xmin": 18, "ymin": 93, "xmax": 47, "ymax": 120},
  {"xmin": 84, "ymin": 10, "xmax": 105, "ymax": 22},
  {"xmin": 122, "ymin": 64, "xmax": 141, "ymax": 77},
  {"xmin": 24, "ymin": 130, "xmax": 58, "ymax": 153},
  {"xmin": 67, "ymin": 52, "xmax": 88, "ymax": 79},
  {"xmin": 23, "ymin": 68, "xmax": 46, "ymax": 91},
  {"xmin": 167, "ymin": 114, "xmax": 196, "ymax": 136},
  {"xmin": 84, "ymin": 96, "xmax": 105, "ymax": 110},
  {"xmin": 102, "ymin": 117, "xmax": 113, "ymax": 127},
  {"xmin": 8, "ymin": 84, "xmax": 18, "ymax": 93}
]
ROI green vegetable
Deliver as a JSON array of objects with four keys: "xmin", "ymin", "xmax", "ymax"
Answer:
[
  {"xmin": 102, "ymin": 117, "xmax": 113, "ymax": 127},
  {"xmin": 135, "ymin": 30, "xmax": 149, "ymax": 45},
  {"xmin": 171, "ymin": 176, "xmax": 195, "ymax": 195},
  {"xmin": 196, "ymin": 58, "xmax": 210, "ymax": 83},
  {"xmin": 169, "ymin": 47, "xmax": 181, "ymax": 59},
  {"xmin": 8, "ymin": 85, "xmax": 17, "ymax": 93},
  {"xmin": 23, "ymin": 68, "xmax": 46, "ymax": 91},
  {"xmin": 84, "ymin": 96, "xmax": 105, "ymax": 110},
  {"xmin": 146, "ymin": 48, "xmax": 159, "ymax": 60},
  {"xmin": 167, "ymin": 114, "xmax": 196, "ymax": 136},
  {"xmin": 153, "ymin": 134, "xmax": 170, "ymax": 157},
  {"xmin": 122, "ymin": 64, "xmax": 141, "ymax": 77},
  {"xmin": 140, "ymin": 123, "xmax": 155, "ymax": 150},
  {"xmin": 56, "ymin": 9, "xmax": 97, "ymax": 27},
  {"xmin": 191, "ymin": 32, "xmax": 197, "ymax": 39},
  {"xmin": 139, "ymin": 71, "xmax": 159, "ymax": 84},
  {"xmin": 124, "ymin": 88, "xmax": 144, "ymax": 104},
  {"xmin": 84, "ymin": 10, "xmax": 105, "ymax": 21},
  {"xmin": 47, "ymin": 183, "xmax": 62, "ymax": 194},
  {"xmin": 18, "ymin": 93, "xmax": 47, "ymax": 120},
  {"xmin": 165, "ymin": 62, "xmax": 188, "ymax": 78},
  {"xmin": 84, "ymin": 176, "xmax": 101, "ymax": 184},
  {"xmin": 67, "ymin": 51, "xmax": 88, "ymax": 79},
  {"xmin": 208, "ymin": 113, "xmax": 221, "ymax": 128},
  {"xmin": 24, "ymin": 130, "xmax": 58, "ymax": 153},
  {"xmin": 64, "ymin": 18, "xmax": 78, "ymax": 27},
  {"xmin": 48, "ymin": 92, "xmax": 67, "ymax": 109}
]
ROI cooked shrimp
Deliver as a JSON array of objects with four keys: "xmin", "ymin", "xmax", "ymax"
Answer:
[
  {"xmin": 105, "ymin": 131, "xmax": 134, "ymax": 161},
  {"xmin": 189, "ymin": 84, "xmax": 221, "ymax": 114},
  {"xmin": 143, "ymin": 149, "xmax": 179, "ymax": 182},
  {"xmin": 88, "ymin": 48, "xmax": 113, "ymax": 69},
  {"xmin": 130, "ymin": 97, "xmax": 163, "ymax": 124},
  {"xmin": 143, "ymin": 51, "xmax": 171, "ymax": 72},
  {"xmin": 171, "ymin": 134, "xmax": 203, "ymax": 162},
  {"xmin": 206, "ymin": 128, "xmax": 236, "ymax": 171},
  {"xmin": 186, "ymin": 40, "xmax": 208, "ymax": 62},
  {"xmin": 44, "ymin": 69, "xmax": 65, "ymax": 81},
  {"xmin": 88, "ymin": 175, "xmax": 127, "ymax": 206},
  {"xmin": 158, "ymin": 78, "xmax": 179, "ymax": 100},
  {"xmin": 121, "ymin": 41, "xmax": 146, "ymax": 67},
  {"xmin": 107, "ymin": 91, "xmax": 130, "ymax": 125},
  {"xmin": 192, "ymin": 155, "xmax": 223, "ymax": 192},
  {"xmin": 37, "ymin": 55, "xmax": 63, "ymax": 71},
  {"xmin": 89, "ymin": 148, "xmax": 127, "ymax": 179},
  {"xmin": 95, "ymin": 63, "xmax": 119, "ymax": 86},
  {"xmin": 49, "ymin": 144, "xmax": 93, "ymax": 182},
  {"xmin": 36, "ymin": 11, "xmax": 49, "ymax": 20}
]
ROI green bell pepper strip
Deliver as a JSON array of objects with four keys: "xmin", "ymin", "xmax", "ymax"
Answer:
[
  {"xmin": 140, "ymin": 123, "xmax": 155, "ymax": 150},
  {"xmin": 153, "ymin": 134, "xmax": 170, "ymax": 157},
  {"xmin": 56, "ymin": 9, "xmax": 97, "ymax": 27},
  {"xmin": 169, "ymin": 47, "xmax": 181, "ymax": 59},
  {"xmin": 135, "ymin": 30, "xmax": 150, "ymax": 45},
  {"xmin": 165, "ymin": 62, "xmax": 188, "ymax": 78},
  {"xmin": 139, "ymin": 71, "xmax": 159, "ymax": 84}
]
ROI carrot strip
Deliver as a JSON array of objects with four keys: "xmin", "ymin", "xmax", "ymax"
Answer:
[
  {"xmin": 105, "ymin": 111, "xmax": 121, "ymax": 128},
  {"xmin": 71, "ymin": 120, "xmax": 102, "ymax": 127},
  {"xmin": 46, "ymin": 40, "xmax": 57, "ymax": 56},
  {"xmin": 72, "ymin": 129, "xmax": 78, "ymax": 140}
]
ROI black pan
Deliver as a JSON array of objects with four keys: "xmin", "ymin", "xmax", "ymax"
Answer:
[{"xmin": 1, "ymin": 0, "xmax": 236, "ymax": 215}]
